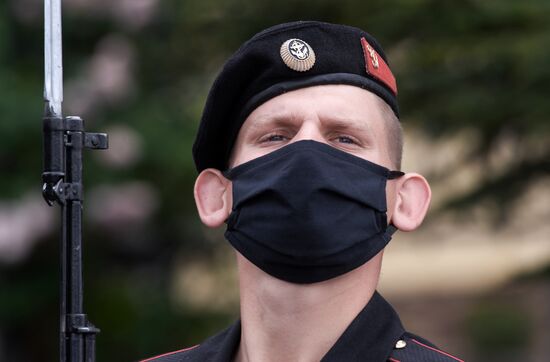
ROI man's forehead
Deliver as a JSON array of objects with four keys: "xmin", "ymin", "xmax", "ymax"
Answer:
[{"xmin": 242, "ymin": 85, "xmax": 384, "ymax": 130}]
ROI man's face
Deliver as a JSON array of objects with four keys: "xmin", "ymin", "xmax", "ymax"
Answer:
[
  {"xmin": 230, "ymin": 84, "xmax": 395, "ymax": 170},
  {"xmin": 194, "ymin": 84, "xmax": 430, "ymax": 279},
  {"xmin": 228, "ymin": 84, "xmax": 399, "ymax": 220}
]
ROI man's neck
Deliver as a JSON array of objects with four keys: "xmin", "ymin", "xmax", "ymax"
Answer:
[{"xmin": 234, "ymin": 253, "xmax": 382, "ymax": 362}]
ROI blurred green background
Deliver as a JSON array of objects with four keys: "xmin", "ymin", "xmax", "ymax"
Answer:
[{"xmin": 0, "ymin": 0, "xmax": 549, "ymax": 361}]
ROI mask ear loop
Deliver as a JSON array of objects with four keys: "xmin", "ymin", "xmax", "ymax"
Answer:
[
  {"xmin": 388, "ymin": 170, "xmax": 404, "ymax": 179},
  {"xmin": 385, "ymin": 170, "xmax": 404, "ymax": 237},
  {"xmin": 385, "ymin": 224, "xmax": 398, "ymax": 236}
]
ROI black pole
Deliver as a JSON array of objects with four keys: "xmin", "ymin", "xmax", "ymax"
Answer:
[
  {"xmin": 64, "ymin": 116, "xmax": 86, "ymax": 361},
  {"xmin": 42, "ymin": 115, "xmax": 106, "ymax": 362},
  {"xmin": 43, "ymin": 109, "xmax": 67, "ymax": 360}
]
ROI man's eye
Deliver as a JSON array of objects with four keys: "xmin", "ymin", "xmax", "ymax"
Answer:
[
  {"xmin": 261, "ymin": 134, "xmax": 287, "ymax": 142},
  {"xmin": 336, "ymin": 136, "xmax": 356, "ymax": 144}
]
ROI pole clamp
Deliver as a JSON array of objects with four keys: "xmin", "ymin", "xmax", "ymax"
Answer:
[
  {"xmin": 84, "ymin": 132, "xmax": 108, "ymax": 150},
  {"xmin": 43, "ymin": 180, "xmax": 82, "ymax": 204},
  {"xmin": 66, "ymin": 314, "xmax": 100, "ymax": 335}
]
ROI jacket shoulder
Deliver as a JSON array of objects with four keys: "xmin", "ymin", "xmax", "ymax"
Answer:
[
  {"xmin": 138, "ymin": 321, "xmax": 239, "ymax": 362},
  {"xmin": 388, "ymin": 332, "xmax": 464, "ymax": 362}
]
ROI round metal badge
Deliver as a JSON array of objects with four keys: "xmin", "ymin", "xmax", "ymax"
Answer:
[{"xmin": 280, "ymin": 38, "xmax": 316, "ymax": 72}]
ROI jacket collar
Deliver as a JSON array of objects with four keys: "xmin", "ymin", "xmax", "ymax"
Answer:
[
  {"xmin": 321, "ymin": 291, "xmax": 405, "ymax": 361},
  {"xmin": 200, "ymin": 291, "xmax": 404, "ymax": 361}
]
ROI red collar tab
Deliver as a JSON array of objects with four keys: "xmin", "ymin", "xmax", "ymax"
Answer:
[{"xmin": 360, "ymin": 37, "xmax": 398, "ymax": 96}]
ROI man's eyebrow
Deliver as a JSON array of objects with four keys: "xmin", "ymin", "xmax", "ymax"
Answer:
[
  {"xmin": 245, "ymin": 112, "xmax": 300, "ymax": 130},
  {"xmin": 242, "ymin": 112, "xmax": 375, "ymax": 138},
  {"xmin": 319, "ymin": 115, "xmax": 373, "ymax": 134}
]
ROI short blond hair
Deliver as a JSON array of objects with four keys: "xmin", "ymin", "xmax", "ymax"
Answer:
[{"xmin": 376, "ymin": 97, "xmax": 403, "ymax": 170}]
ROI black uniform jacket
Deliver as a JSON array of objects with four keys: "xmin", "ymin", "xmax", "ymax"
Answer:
[{"xmin": 141, "ymin": 292, "xmax": 463, "ymax": 362}]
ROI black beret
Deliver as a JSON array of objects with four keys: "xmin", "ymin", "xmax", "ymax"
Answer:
[{"xmin": 193, "ymin": 21, "xmax": 398, "ymax": 172}]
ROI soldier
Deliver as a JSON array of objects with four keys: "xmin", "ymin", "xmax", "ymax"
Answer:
[{"xmin": 142, "ymin": 21, "xmax": 463, "ymax": 362}]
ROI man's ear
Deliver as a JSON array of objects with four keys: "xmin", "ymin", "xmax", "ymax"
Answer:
[
  {"xmin": 390, "ymin": 173, "xmax": 431, "ymax": 232},
  {"xmin": 194, "ymin": 168, "xmax": 232, "ymax": 228}
]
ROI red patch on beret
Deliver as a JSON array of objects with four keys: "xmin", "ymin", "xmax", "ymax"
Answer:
[{"xmin": 360, "ymin": 37, "xmax": 397, "ymax": 96}]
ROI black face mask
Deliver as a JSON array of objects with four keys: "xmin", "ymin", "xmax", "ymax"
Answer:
[{"xmin": 223, "ymin": 140, "xmax": 404, "ymax": 284}]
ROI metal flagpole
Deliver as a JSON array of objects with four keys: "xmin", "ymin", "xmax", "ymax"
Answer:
[{"xmin": 42, "ymin": 1, "xmax": 107, "ymax": 360}]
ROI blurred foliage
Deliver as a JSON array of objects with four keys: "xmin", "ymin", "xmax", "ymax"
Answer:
[
  {"xmin": 466, "ymin": 302, "xmax": 531, "ymax": 357},
  {"xmin": 0, "ymin": 0, "xmax": 549, "ymax": 360},
  {"xmin": 514, "ymin": 262, "xmax": 550, "ymax": 281}
]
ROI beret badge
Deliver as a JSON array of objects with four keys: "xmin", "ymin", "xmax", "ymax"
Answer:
[{"xmin": 280, "ymin": 38, "xmax": 316, "ymax": 72}]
